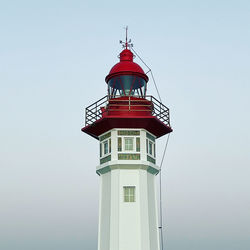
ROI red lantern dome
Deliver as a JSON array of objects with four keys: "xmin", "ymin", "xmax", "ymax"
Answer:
[{"xmin": 105, "ymin": 49, "xmax": 148, "ymax": 83}]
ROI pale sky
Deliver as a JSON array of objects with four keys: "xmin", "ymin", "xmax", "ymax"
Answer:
[{"xmin": 0, "ymin": 0, "xmax": 250, "ymax": 250}]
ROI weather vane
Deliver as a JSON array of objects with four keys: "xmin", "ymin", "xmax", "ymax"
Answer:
[{"xmin": 119, "ymin": 26, "xmax": 133, "ymax": 49}]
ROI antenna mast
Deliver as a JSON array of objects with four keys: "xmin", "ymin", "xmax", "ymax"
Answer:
[
  {"xmin": 125, "ymin": 26, "xmax": 128, "ymax": 49},
  {"xmin": 119, "ymin": 26, "xmax": 133, "ymax": 49}
]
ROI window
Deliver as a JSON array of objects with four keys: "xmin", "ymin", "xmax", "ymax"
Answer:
[
  {"xmin": 136, "ymin": 137, "xmax": 140, "ymax": 152},
  {"xmin": 149, "ymin": 141, "xmax": 153, "ymax": 155},
  {"xmin": 124, "ymin": 186, "xmax": 135, "ymax": 202},
  {"xmin": 147, "ymin": 139, "xmax": 155, "ymax": 157},
  {"xmin": 125, "ymin": 138, "xmax": 133, "ymax": 151},
  {"xmin": 104, "ymin": 141, "xmax": 108, "ymax": 155},
  {"xmin": 118, "ymin": 137, "xmax": 122, "ymax": 152},
  {"xmin": 100, "ymin": 143, "xmax": 102, "ymax": 157},
  {"xmin": 109, "ymin": 138, "xmax": 111, "ymax": 153},
  {"xmin": 117, "ymin": 131, "xmax": 140, "ymax": 154},
  {"xmin": 100, "ymin": 135, "xmax": 111, "ymax": 158}
]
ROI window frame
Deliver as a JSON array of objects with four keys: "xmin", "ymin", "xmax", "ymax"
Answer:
[
  {"xmin": 124, "ymin": 137, "xmax": 134, "ymax": 151},
  {"xmin": 117, "ymin": 130, "xmax": 141, "ymax": 154},
  {"xmin": 123, "ymin": 186, "xmax": 136, "ymax": 202},
  {"xmin": 117, "ymin": 137, "xmax": 122, "ymax": 152},
  {"xmin": 100, "ymin": 139, "xmax": 111, "ymax": 158},
  {"xmin": 136, "ymin": 137, "xmax": 140, "ymax": 152},
  {"xmin": 147, "ymin": 138, "xmax": 155, "ymax": 158},
  {"xmin": 103, "ymin": 140, "xmax": 109, "ymax": 155}
]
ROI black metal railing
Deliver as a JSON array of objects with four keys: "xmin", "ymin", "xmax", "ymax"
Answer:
[{"xmin": 85, "ymin": 95, "xmax": 170, "ymax": 127}]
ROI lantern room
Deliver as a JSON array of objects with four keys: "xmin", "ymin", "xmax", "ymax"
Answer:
[{"xmin": 105, "ymin": 49, "xmax": 149, "ymax": 98}]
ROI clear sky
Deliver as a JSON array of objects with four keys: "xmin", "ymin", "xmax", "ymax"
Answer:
[{"xmin": 0, "ymin": 0, "xmax": 250, "ymax": 250}]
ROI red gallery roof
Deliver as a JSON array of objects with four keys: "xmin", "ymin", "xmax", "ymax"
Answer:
[{"xmin": 105, "ymin": 49, "xmax": 149, "ymax": 83}]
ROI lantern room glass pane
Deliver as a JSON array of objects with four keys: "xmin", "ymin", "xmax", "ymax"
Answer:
[{"xmin": 108, "ymin": 75, "xmax": 146, "ymax": 98}]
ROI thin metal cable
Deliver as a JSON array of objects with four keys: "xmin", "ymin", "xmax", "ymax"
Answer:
[
  {"xmin": 160, "ymin": 134, "xmax": 171, "ymax": 169},
  {"xmin": 131, "ymin": 47, "xmax": 162, "ymax": 102},
  {"xmin": 159, "ymin": 133, "xmax": 171, "ymax": 250}
]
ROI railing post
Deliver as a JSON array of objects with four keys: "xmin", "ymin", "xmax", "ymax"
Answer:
[
  {"xmin": 160, "ymin": 102, "xmax": 162, "ymax": 120},
  {"xmin": 151, "ymin": 96, "xmax": 153, "ymax": 115},
  {"xmin": 106, "ymin": 95, "xmax": 108, "ymax": 117},
  {"xmin": 107, "ymin": 95, "xmax": 109, "ymax": 116},
  {"xmin": 129, "ymin": 96, "xmax": 130, "ymax": 111},
  {"xmin": 85, "ymin": 109, "xmax": 87, "ymax": 126},
  {"xmin": 96, "ymin": 103, "xmax": 97, "ymax": 121}
]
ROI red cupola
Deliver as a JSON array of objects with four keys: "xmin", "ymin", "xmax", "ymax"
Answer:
[
  {"xmin": 105, "ymin": 49, "xmax": 148, "ymax": 83},
  {"xmin": 105, "ymin": 48, "xmax": 148, "ymax": 98},
  {"xmin": 81, "ymin": 40, "xmax": 172, "ymax": 139}
]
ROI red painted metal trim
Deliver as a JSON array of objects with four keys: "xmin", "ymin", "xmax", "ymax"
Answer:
[{"xmin": 81, "ymin": 116, "xmax": 173, "ymax": 140}]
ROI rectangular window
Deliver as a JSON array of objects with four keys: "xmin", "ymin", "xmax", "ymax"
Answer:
[
  {"xmin": 109, "ymin": 138, "xmax": 111, "ymax": 153},
  {"xmin": 154, "ymin": 143, "xmax": 156, "ymax": 157},
  {"xmin": 104, "ymin": 141, "xmax": 108, "ymax": 155},
  {"xmin": 118, "ymin": 137, "xmax": 122, "ymax": 152},
  {"xmin": 149, "ymin": 141, "xmax": 153, "ymax": 155},
  {"xmin": 136, "ymin": 137, "xmax": 140, "ymax": 152},
  {"xmin": 100, "ymin": 143, "xmax": 102, "ymax": 157},
  {"xmin": 125, "ymin": 138, "xmax": 133, "ymax": 151},
  {"xmin": 146, "ymin": 139, "xmax": 148, "ymax": 153},
  {"xmin": 124, "ymin": 186, "xmax": 135, "ymax": 202}
]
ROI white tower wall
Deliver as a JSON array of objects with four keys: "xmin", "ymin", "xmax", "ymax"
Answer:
[{"xmin": 97, "ymin": 129, "xmax": 160, "ymax": 250}]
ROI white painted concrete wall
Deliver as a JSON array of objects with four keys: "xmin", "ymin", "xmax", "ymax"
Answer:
[
  {"xmin": 97, "ymin": 129, "xmax": 160, "ymax": 250},
  {"xmin": 98, "ymin": 168, "xmax": 160, "ymax": 250},
  {"xmin": 98, "ymin": 171, "xmax": 111, "ymax": 250}
]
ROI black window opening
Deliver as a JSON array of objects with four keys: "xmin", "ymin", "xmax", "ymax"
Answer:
[{"xmin": 108, "ymin": 75, "xmax": 146, "ymax": 98}]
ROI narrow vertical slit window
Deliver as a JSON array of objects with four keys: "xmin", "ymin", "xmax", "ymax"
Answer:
[
  {"xmin": 136, "ymin": 137, "xmax": 140, "ymax": 152},
  {"xmin": 118, "ymin": 137, "xmax": 122, "ymax": 152},
  {"xmin": 146, "ymin": 139, "xmax": 148, "ymax": 154},
  {"xmin": 100, "ymin": 143, "xmax": 102, "ymax": 157},
  {"xmin": 109, "ymin": 138, "xmax": 111, "ymax": 153},
  {"xmin": 153, "ymin": 143, "xmax": 156, "ymax": 157},
  {"xmin": 104, "ymin": 141, "xmax": 108, "ymax": 155},
  {"xmin": 124, "ymin": 186, "xmax": 135, "ymax": 202},
  {"xmin": 149, "ymin": 141, "xmax": 153, "ymax": 155}
]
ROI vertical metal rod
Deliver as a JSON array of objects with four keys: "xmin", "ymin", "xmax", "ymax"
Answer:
[
  {"xmin": 96, "ymin": 103, "xmax": 97, "ymax": 121},
  {"xmin": 85, "ymin": 109, "xmax": 87, "ymax": 126},
  {"xmin": 129, "ymin": 96, "xmax": 130, "ymax": 111}
]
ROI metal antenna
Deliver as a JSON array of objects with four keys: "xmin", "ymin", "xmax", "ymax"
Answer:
[
  {"xmin": 119, "ymin": 26, "xmax": 133, "ymax": 49},
  {"xmin": 125, "ymin": 26, "xmax": 128, "ymax": 49}
]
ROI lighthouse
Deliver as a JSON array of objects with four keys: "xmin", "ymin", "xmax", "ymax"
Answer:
[{"xmin": 81, "ymin": 33, "xmax": 172, "ymax": 250}]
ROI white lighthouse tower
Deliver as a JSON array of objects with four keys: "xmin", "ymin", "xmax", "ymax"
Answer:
[{"xmin": 82, "ymin": 34, "xmax": 172, "ymax": 250}]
